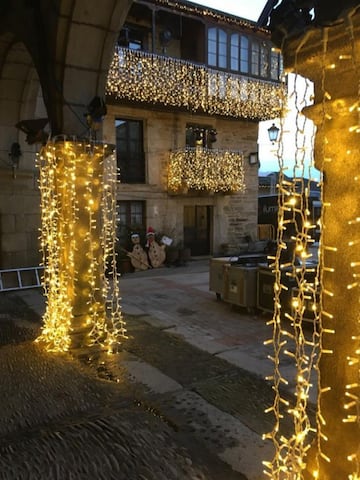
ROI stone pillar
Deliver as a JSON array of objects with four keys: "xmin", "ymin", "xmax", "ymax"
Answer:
[
  {"xmin": 280, "ymin": 9, "xmax": 360, "ymax": 480},
  {"xmin": 38, "ymin": 140, "xmax": 116, "ymax": 356}
]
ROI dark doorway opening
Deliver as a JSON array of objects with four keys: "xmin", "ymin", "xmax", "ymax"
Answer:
[{"xmin": 184, "ymin": 205, "xmax": 212, "ymax": 256}]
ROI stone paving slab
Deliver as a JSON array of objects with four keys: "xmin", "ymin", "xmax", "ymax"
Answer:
[
  {"xmin": 0, "ymin": 335, "xmax": 245, "ymax": 480},
  {"xmin": 0, "ymin": 259, "xmax": 319, "ymax": 479}
]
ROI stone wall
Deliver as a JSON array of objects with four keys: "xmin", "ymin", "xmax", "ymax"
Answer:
[
  {"xmin": 0, "ymin": 169, "xmax": 41, "ymax": 268},
  {"xmin": 0, "ymin": 103, "xmax": 259, "ymax": 269},
  {"xmin": 104, "ymin": 105, "xmax": 259, "ymax": 255}
]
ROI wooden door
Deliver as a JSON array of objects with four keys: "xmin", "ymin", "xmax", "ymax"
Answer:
[{"xmin": 183, "ymin": 205, "xmax": 211, "ymax": 255}]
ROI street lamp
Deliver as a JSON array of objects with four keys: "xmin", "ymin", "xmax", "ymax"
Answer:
[{"xmin": 267, "ymin": 123, "xmax": 280, "ymax": 144}]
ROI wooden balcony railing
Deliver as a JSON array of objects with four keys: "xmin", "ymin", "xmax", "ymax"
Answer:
[{"xmin": 107, "ymin": 47, "xmax": 284, "ymax": 121}]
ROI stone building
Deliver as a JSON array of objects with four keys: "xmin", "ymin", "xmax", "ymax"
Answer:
[
  {"xmin": 0, "ymin": 0, "xmax": 133, "ymax": 270},
  {"xmin": 103, "ymin": 0, "xmax": 283, "ymax": 259},
  {"xmin": 0, "ymin": 0, "xmax": 282, "ymax": 270}
]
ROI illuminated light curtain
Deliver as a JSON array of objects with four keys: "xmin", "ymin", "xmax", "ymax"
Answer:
[
  {"xmin": 106, "ymin": 47, "xmax": 284, "ymax": 121},
  {"xmin": 263, "ymin": 8, "xmax": 360, "ymax": 480},
  {"xmin": 168, "ymin": 147, "xmax": 246, "ymax": 193},
  {"xmin": 262, "ymin": 73, "xmax": 321, "ymax": 479},
  {"xmin": 36, "ymin": 139, "xmax": 126, "ymax": 353}
]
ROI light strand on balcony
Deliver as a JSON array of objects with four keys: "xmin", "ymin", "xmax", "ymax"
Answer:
[
  {"xmin": 106, "ymin": 47, "xmax": 285, "ymax": 121},
  {"xmin": 36, "ymin": 140, "xmax": 126, "ymax": 353},
  {"xmin": 168, "ymin": 147, "xmax": 245, "ymax": 193},
  {"xmin": 153, "ymin": 0, "xmax": 269, "ymax": 33}
]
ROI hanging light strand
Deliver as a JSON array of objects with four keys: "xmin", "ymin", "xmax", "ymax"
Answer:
[
  {"xmin": 36, "ymin": 140, "xmax": 126, "ymax": 354},
  {"xmin": 168, "ymin": 147, "xmax": 246, "ymax": 193},
  {"xmin": 263, "ymin": 71, "xmax": 322, "ymax": 479},
  {"xmin": 107, "ymin": 47, "xmax": 284, "ymax": 121}
]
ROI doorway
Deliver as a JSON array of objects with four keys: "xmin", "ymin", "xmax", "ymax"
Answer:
[{"xmin": 184, "ymin": 205, "xmax": 212, "ymax": 256}]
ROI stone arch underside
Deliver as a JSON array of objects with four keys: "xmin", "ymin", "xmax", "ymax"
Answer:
[
  {"xmin": 0, "ymin": 0, "xmax": 133, "ymax": 138},
  {"xmin": 0, "ymin": 35, "xmax": 43, "ymax": 167},
  {"xmin": 0, "ymin": 0, "xmax": 133, "ymax": 269}
]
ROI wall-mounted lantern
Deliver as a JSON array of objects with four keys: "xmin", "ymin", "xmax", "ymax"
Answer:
[{"xmin": 267, "ymin": 123, "xmax": 280, "ymax": 144}]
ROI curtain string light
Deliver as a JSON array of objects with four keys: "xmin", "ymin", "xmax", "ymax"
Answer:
[
  {"xmin": 168, "ymin": 147, "xmax": 246, "ymax": 193},
  {"xmin": 262, "ymin": 71, "xmax": 322, "ymax": 478},
  {"xmin": 36, "ymin": 139, "xmax": 126, "ymax": 354},
  {"xmin": 107, "ymin": 47, "xmax": 284, "ymax": 121}
]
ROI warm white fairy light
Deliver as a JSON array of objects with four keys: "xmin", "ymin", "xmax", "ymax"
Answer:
[
  {"xmin": 153, "ymin": 0, "xmax": 270, "ymax": 32},
  {"xmin": 106, "ymin": 47, "xmax": 284, "ymax": 121},
  {"xmin": 168, "ymin": 147, "xmax": 246, "ymax": 193},
  {"xmin": 262, "ymin": 73, "xmax": 322, "ymax": 479},
  {"xmin": 264, "ymin": 8, "xmax": 360, "ymax": 478},
  {"xmin": 37, "ymin": 143, "xmax": 74, "ymax": 352},
  {"xmin": 100, "ymin": 153, "xmax": 127, "ymax": 353},
  {"xmin": 36, "ymin": 139, "xmax": 126, "ymax": 353}
]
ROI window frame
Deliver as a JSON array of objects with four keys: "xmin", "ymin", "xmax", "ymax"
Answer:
[
  {"xmin": 117, "ymin": 200, "xmax": 146, "ymax": 249},
  {"xmin": 207, "ymin": 26, "xmax": 228, "ymax": 69},
  {"xmin": 207, "ymin": 25, "xmax": 281, "ymax": 81},
  {"xmin": 115, "ymin": 117, "xmax": 146, "ymax": 184}
]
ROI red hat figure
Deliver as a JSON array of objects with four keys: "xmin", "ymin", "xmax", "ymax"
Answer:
[
  {"xmin": 146, "ymin": 226, "xmax": 165, "ymax": 268},
  {"xmin": 146, "ymin": 226, "xmax": 155, "ymax": 236}
]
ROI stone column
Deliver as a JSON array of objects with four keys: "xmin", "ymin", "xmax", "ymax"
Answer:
[
  {"xmin": 38, "ymin": 140, "xmax": 116, "ymax": 356},
  {"xmin": 280, "ymin": 10, "xmax": 360, "ymax": 480}
]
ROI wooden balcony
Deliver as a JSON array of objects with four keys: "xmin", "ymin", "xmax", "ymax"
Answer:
[{"xmin": 106, "ymin": 47, "xmax": 284, "ymax": 121}]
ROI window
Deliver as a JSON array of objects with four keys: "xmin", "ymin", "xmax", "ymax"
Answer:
[
  {"xmin": 240, "ymin": 36, "xmax": 249, "ymax": 73},
  {"xmin": 230, "ymin": 34, "xmax": 249, "ymax": 73},
  {"xmin": 251, "ymin": 39, "xmax": 260, "ymax": 76},
  {"xmin": 207, "ymin": 27, "xmax": 281, "ymax": 80},
  {"xmin": 118, "ymin": 24, "xmax": 146, "ymax": 50},
  {"xmin": 186, "ymin": 124, "xmax": 217, "ymax": 149},
  {"xmin": 270, "ymin": 49, "xmax": 281, "ymax": 80},
  {"xmin": 117, "ymin": 200, "xmax": 146, "ymax": 247},
  {"xmin": 208, "ymin": 27, "xmax": 227, "ymax": 69},
  {"xmin": 260, "ymin": 42, "xmax": 270, "ymax": 77},
  {"xmin": 230, "ymin": 33, "xmax": 239, "ymax": 70},
  {"xmin": 116, "ymin": 118, "xmax": 145, "ymax": 184}
]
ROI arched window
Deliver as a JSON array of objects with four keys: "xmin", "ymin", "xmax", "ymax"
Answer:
[
  {"xmin": 240, "ymin": 35, "xmax": 249, "ymax": 73},
  {"xmin": 230, "ymin": 33, "xmax": 249, "ymax": 73},
  {"xmin": 270, "ymin": 49, "xmax": 281, "ymax": 80},
  {"xmin": 260, "ymin": 42, "xmax": 270, "ymax": 77},
  {"xmin": 230, "ymin": 33, "xmax": 239, "ymax": 70},
  {"xmin": 251, "ymin": 39, "xmax": 260, "ymax": 76},
  {"xmin": 208, "ymin": 27, "xmax": 227, "ymax": 69}
]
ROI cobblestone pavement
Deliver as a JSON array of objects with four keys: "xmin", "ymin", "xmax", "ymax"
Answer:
[
  {"xmin": 0, "ymin": 259, "xmax": 316, "ymax": 479},
  {"xmin": 0, "ymin": 313, "xmax": 244, "ymax": 480}
]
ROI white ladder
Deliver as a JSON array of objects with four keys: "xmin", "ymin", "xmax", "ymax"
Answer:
[{"xmin": 0, "ymin": 266, "xmax": 44, "ymax": 292}]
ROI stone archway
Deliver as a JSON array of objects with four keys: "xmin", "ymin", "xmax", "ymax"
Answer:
[
  {"xmin": 0, "ymin": 0, "xmax": 133, "ymax": 136},
  {"xmin": 0, "ymin": 1, "xmax": 133, "ymax": 352}
]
